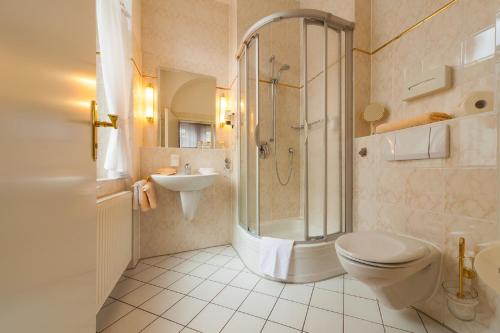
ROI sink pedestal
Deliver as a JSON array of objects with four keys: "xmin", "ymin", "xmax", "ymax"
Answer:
[
  {"xmin": 151, "ymin": 173, "xmax": 217, "ymax": 221},
  {"xmin": 180, "ymin": 191, "xmax": 201, "ymax": 221}
]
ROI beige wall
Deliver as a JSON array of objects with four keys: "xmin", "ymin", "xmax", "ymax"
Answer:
[
  {"xmin": 140, "ymin": 147, "xmax": 233, "ymax": 257},
  {"xmin": 354, "ymin": 1, "xmax": 500, "ymax": 332}
]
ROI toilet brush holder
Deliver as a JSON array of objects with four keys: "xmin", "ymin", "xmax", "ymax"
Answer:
[{"xmin": 442, "ymin": 281, "xmax": 479, "ymax": 321}]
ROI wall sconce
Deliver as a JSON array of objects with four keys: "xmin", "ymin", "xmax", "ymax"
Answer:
[
  {"xmin": 219, "ymin": 94, "xmax": 227, "ymax": 128},
  {"xmin": 144, "ymin": 83, "xmax": 154, "ymax": 123}
]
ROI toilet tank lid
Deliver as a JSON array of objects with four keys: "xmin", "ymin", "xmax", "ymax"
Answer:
[{"xmin": 336, "ymin": 231, "xmax": 429, "ymax": 264}]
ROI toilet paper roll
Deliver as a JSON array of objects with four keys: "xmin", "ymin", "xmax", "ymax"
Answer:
[{"xmin": 464, "ymin": 91, "xmax": 493, "ymax": 114}]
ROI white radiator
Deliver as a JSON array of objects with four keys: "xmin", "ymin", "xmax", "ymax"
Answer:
[{"xmin": 96, "ymin": 191, "xmax": 132, "ymax": 312}]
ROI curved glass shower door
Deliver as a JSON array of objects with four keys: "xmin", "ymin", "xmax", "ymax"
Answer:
[{"xmin": 238, "ymin": 11, "xmax": 353, "ymax": 243}]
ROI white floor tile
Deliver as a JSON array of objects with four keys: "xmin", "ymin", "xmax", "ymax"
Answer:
[
  {"xmin": 221, "ymin": 312, "xmax": 265, "ymax": 333},
  {"xmin": 170, "ymin": 260, "xmax": 201, "ymax": 274},
  {"xmin": 220, "ymin": 247, "xmax": 237, "ymax": 257},
  {"xmin": 209, "ymin": 267, "xmax": 239, "ymax": 284},
  {"xmin": 97, "ymin": 301, "xmax": 134, "ymax": 332},
  {"xmin": 189, "ymin": 280, "xmax": 226, "ymax": 301},
  {"xmin": 189, "ymin": 263, "xmax": 219, "ymax": 278},
  {"xmin": 379, "ymin": 305, "xmax": 426, "ymax": 333},
  {"xmin": 206, "ymin": 254, "xmax": 233, "ymax": 266},
  {"xmin": 253, "ymin": 279, "xmax": 285, "ymax": 297},
  {"xmin": 133, "ymin": 266, "xmax": 167, "ymax": 282},
  {"xmin": 314, "ymin": 276, "xmax": 343, "ymax": 293},
  {"xmin": 181, "ymin": 328, "xmax": 198, "ymax": 333},
  {"xmin": 344, "ymin": 279, "xmax": 377, "ymax": 300},
  {"xmin": 280, "ymin": 284, "xmax": 313, "ymax": 304},
  {"xmin": 310, "ymin": 288, "xmax": 343, "ymax": 313},
  {"xmin": 142, "ymin": 317, "xmax": 183, "ymax": 333},
  {"xmin": 120, "ymin": 284, "xmax": 163, "ymax": 307},
  {"xmin": 172, "ymin": 250, "xmax": 200, "ymax": 259},
  {"xmin": 384, "ymin": 327, "xmax": 407, "ymax": 333},
  {"xmin": 262, "ymin": 321, "xmax": 300, "ymax": 333},
  {"xmin": 156, "ymin": 257, "xmax": 185, "ymax": 269},
  {"xmin": 203, "ymin": 245, "xmax": 228, "ymax": 254},
  {"xmin": 224, "ymin": 257, "xmax": 245, "ymax": 270},
  {"xmin": 239, "ymin": 291, "xmax": 277, "ymax": 318},
  {"xmin": 190, "ymin": 252, "xmax": 215, "ymax": 263},
  {"xmin": 344, "ymin": 295, "xmax": 382, "ymax": 324},
  {"xmin": 162, "ymin": 296, "xmax": 207, "ymax": 325},
  {"xmin": 141, "ymin": 255, "xmax": 170, "ymax": 266},
  {"xmin": 420, "ymin": 313, "xmax": 454, "ymax": 333},
  {"xmin": 109, "ymin": 279, "xmax": 144, "ymax": 298},
  {"xmin": 123, "ymin": 263, "xmax": 151, "ymax": 277},
  {"xmin": 149, "ymin": 270, "xmax": 185, "ymax": 288},
  {"xmin": 168, "ymin": 275, "xmax": 204, "ymax": 294},
  {"xmin": 344, "ymin": 316, "xmax": 385, "ymax": 333},
  {"xmin": 229, "ymin": 271, "xmax": 260, "ymax": 290},
  {"xmin": 343, "ymin": 273, "xmax": 356, "ymax": 280},
  {"xmin": 269, "ymin": 298, "xmax": 308, "ymax": 330},
  {"xmin": 139, "ymin": 289, "xmax": 184, "ymax": 315},
  {"xmin": 188, "ymin": 303, "xmax": 234, "ymax": 333},
  {"xmin": 303, "ymin": 306, "xmax": 343, "ymax": 333},
  {"xmin": 212, "ymin": 286, "xmax": 250, "ymax": 309},
  {"xmin": 102, "ymin": 308, "xmax": 156, "ymax": 333},
  {"xmin": 103, "ymin": 297, "xmax": 115, "ymax": 307}
]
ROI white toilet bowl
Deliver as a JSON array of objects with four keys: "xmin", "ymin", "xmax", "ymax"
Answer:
[{"xmin": 335, "ymin": 231, "xmax": 442, "ymax": 309}]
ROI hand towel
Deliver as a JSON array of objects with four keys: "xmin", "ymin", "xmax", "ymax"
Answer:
[
  {"xmin": 156, "ymin": 167, "xmax": 176, "ymax": 175},
  {"xmin": 375, "ymin": 112, "xmax": 452, "ymax": 134},
  {"xmin": 143, "ymin": 181, "xmax": 157, "ymax": 209},
  {"xmin": 259, "ymin": 237, "xmax": 294, "ymax": 280}
]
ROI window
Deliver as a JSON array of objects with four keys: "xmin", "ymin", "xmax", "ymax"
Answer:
[{"xmin": 179, "ymin": 122, "xmax": 213, "ymax": 148}]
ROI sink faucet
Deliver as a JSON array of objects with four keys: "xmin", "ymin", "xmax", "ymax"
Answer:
[{"xmin": 184, "ymin": 162, "xmax": 191, "ymax": 175}]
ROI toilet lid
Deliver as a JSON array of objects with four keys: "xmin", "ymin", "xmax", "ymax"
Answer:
[{"xmin": 336, "ymin": 231, "xmax": 429, "ymax": 264}]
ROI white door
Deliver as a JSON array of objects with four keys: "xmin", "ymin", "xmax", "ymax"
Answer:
[{"xmin": 0, "ymin": 1, "xmax": 96, "ymax": 332}]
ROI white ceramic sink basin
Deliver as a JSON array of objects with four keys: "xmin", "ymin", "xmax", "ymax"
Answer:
[
  {"xmin": 475, "ymin": 241, "xmax": 500, "ymax": 294},
  {"xmin": 151, "ymin": 173, "xmax": 217, "ymax": 192},
  {"xmin": 151, "ymin": 173, "xmax": 217, "ymax": 221}
]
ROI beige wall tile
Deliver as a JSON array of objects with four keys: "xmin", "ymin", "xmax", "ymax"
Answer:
[{"xmin": 444, "ymin": 168, "xmax": 497, "ymax": 222}]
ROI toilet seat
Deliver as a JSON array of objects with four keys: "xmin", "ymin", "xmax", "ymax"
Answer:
[{"xmin": 336, "ymin": 231, "xmax": 429, "ymax": 266}]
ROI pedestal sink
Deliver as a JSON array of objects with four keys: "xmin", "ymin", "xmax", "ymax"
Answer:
[
  {"xmin": 151, "ymin": 173, "xmax": 217, "ymax": 221},
  {"xmin": 475, "ymin": 241, "xmax": 500, "ymax": 294}
]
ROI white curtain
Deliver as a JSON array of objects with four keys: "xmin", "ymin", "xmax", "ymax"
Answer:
[{"xmin": 97, "ymin": 0, "xmax": 132, "ymax": 177}]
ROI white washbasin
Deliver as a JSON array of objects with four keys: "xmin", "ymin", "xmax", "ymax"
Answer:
[
  {"xmin": 151, "ymin": 173, "xmax": 217, "ymax": 221},
  {"xmin": 151, "ymin": 173, "xmax": 217, "ymax": 192},
  {"xmin": 475, "ymin": 241, "xmax": 500, "ymax": 294}
]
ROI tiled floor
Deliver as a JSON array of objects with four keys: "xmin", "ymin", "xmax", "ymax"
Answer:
[{"xmin": 97, "ymin": 245, "xmax": 454, "ymax": 333}]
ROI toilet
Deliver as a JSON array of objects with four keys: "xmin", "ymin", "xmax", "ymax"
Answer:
[{"xmin": 335, "ymin": 231, "xmax": 442, "ymax": 309}]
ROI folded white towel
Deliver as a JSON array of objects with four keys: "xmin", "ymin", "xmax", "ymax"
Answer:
[
  {"xmin": 259, "ymin": 237, "xmax": 294, "ymax": 280},
  {"xmin": 132, "ymin": 180, "xmax": 150, "ymax": 212}
]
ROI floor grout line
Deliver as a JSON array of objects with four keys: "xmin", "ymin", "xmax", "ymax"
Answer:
[{"xmin": 100, "ymin": 246, "xmax": 454, "ymax": 333}]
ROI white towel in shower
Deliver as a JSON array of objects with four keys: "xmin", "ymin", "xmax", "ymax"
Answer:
[{"xmin": 259, "ymin": 237, "xmax": 294, "ymax": 280}]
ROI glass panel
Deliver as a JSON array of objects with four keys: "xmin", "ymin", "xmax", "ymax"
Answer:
[
  {"xmin": 305, "ymin": 22, "xmax": 326, "ymax": 239},
  {"xmin": 326, "ymin": 27, "xmax": 342, "ymax": 235},
  {"xmin": 247, "ymin": 38, "xmax": 258, "ymax": 234},
  {"xmin": 257, "ymin": 18, "xmax": 304, "ymax": 241},
  {"xmin": 238, "ymin": 48, "xmax": 247, "ymax": 231}
]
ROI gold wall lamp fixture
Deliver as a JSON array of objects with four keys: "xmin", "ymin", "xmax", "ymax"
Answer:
[
  {"xmin": 91, "ymin": 100, "xmax": 118, "ymax": 161},
  {"xmin": 457, "ymin": 237, "xmax": 476, "ymax": 299}
]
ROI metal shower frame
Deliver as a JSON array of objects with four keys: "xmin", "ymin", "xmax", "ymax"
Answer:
[{"xmin": 236, "ymin": 9, "xmax": 354, "ymax": 243}]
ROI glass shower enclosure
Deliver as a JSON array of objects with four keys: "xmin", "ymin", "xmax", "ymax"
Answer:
[{"xmin": 237, "ymin": 10, "xmax": 354, "ymax": 243}]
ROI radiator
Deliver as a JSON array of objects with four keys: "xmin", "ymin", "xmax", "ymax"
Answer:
[{"xmin": 96, "ymin": 191, "xmax": 132, "ymax": 312}]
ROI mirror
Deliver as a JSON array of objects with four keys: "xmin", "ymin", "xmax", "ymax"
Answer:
[{"xmin": 158, "ymin": 68, "xmax": 216, "ymax": 148}]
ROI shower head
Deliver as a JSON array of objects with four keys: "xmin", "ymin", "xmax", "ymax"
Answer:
[
  {"xmin": 280, "ymin": 64, "xmax": 290, "ymax": 71},
  {"xmin": 275, "ymin": 64, "xmax": 290, "ymax": 82}
]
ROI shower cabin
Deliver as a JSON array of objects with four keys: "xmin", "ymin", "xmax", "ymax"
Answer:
[{"xmin": 234, "ymin": 10, "xmax": 354, "ymax": 282}]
